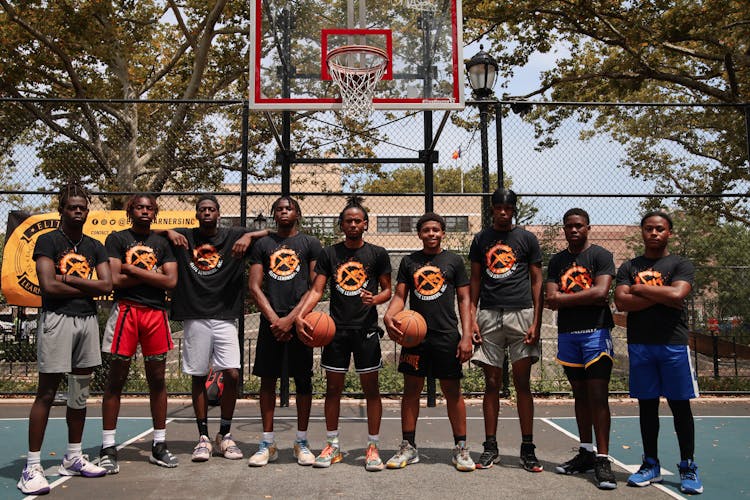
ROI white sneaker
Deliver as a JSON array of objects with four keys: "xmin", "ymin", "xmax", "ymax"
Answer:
[
  {"xmin": 216, "ymin": 433, "xmax": 243, "ymax": 460},
  {"xmin": 18, "ymin": 464, "xmax": 50, "ymax": 495},
  {"xmin": 58, "ymin": 454, "xmax": 107, "ymax": 477},
  {"xmin": 248, "ymin": 441, "xmax": 278, "ymax": 467},
  {"xmin": 192, "ymin": 435, "xmax": 212, "ymax": 462},
  {"xmin": 294, "ymin": 439, "xmax": 315, "ymax": 466}
]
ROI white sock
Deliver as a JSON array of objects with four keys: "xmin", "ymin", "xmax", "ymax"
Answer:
[
  {"xmin": 102, "ymin": 429, "xmax": 116, "ymax": 448},
  {"xmin": 581, "ymin": 442, "xmax": 594, "ymax": 452},
  {"xmin": 26, "ymin": 451, "xmax": 41, "ymax": 467},
  {"xmin": 66, "ymin": 442, "xmax": 82, "ymax": 458},
  {"xmin": 368, "ymin": 434, "xmax": 379, "ymax": 443},
  {"xmin": 326, "ymin": 430, "xmax": 339, "ymax": 442},
  {"xmin": 153, "ymin": 428, "xmax": 166, "ymax": 444},
  {"xmin": 296, "ymin": 430, "xmax": 308, "ymax": 441},
  {"xmin": 262, "ymin": 432, "xmax": 275, "ymax": 443},
  {"xmin": 596, "ymin": 454, "xmax": 609, "ymax": 459}
]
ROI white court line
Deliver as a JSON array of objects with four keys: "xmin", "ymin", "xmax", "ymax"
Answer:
[
  {"xmin": 540, "ymin": 417, "xmax": 685, "ymax": 500},
  {"xmin": 25, "ymin": 418, "xmax": 174, "ymax": 500}
]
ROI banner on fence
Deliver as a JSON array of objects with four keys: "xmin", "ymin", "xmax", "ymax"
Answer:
[{"xmin": 1, "ymin": 210, "xmax": 197, "ymax": 307}]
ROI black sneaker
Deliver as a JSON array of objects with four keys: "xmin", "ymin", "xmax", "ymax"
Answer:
[
  {"xmin": 555, "ymin": 447, "xmax": 595, "ymax": 474},
  {"xmin": 520, "ymin": 443, "xmax": 543, "ymax": 472},
  {"xmin": 476, "ymin": 441, "xmax": 500, "ymax": 469},
  {"xmin": 98, "ymin": 446, "xmax": 119, "ymax": 475},
  {"xmin": 594, "ymin": 456, "xmax": 617, "ymax": 490},
  {"xmin": 149, "ymin": 442, "xmax": 179, "ymax": 468}
]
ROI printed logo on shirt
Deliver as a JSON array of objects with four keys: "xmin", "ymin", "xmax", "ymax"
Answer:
[
  {"xmin": 560, "ymin": 264, "xmax": 593, "ymax": 293},
  {"xmin": 484, "ymin": 243, "xmax": 517, "ymax": 279},
  {"xmin": 635, "ymin": 269, "xmax": 664, "ymax": 287},
  {"xmin": 268, "ymin": 247, "xmax": 300, "ymax": 282},
  {"xmin": 125, "ymin": 244, "xmax": 157, "ymax": 270},
  {"xmin": 190, "ymin": 243, "xmax": 223, "ymax": 276},
  {"xmin": 413, "ymin": 265, "xmax": 447, "ymax": 301},
  {"xmin": 59, "ymin": 252, "xmax": 92, "ymax": 278},
  {"xmin": 335, "ymin": 260, "xmax": 368, "ymax": 296}
]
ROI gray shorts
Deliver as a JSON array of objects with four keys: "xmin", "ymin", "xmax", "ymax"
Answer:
[
  {"xmin": 37, "ymin": 311, "xmax": 102, "ymax": 373},
  {"xmin": 471, "ymin": 307, "xmax": 539, "ymax": 368},
  {"xmin": 182, "ymin": 319, "xmax": 240, "ymax": 375}
]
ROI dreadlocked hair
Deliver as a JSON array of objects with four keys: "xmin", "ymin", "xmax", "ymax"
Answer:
[
  {"xmin": 271, "ymin": 195, "xmax": 302, "ymax": 220},
  {"xmin": 125, "ymin": 193, "xmax": 159, "ymax": 223},
  {"xmin": 57, "ymin": 180, "xmax": 91, "ymax": 213},
  {"xmin": 338, "ymin": 195, "xmax": 368, "ymax": 224}
]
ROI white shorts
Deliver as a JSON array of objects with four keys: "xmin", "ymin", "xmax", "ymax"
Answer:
[
  {"xmin": 181, "ymin": 319, "xmax": 240, "ymax": 375},
  {"xmin": 37, "ymin": 311, "xmax": 101, "ymax": 373}
]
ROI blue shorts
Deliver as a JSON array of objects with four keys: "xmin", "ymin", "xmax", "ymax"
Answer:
[
  {"xmin": 556, "ymin": 328, "xmax": 614, "ymax": 369},
  {"xmin": 628, "ymin": 344, "xmax": 699, "ymax": 400}
]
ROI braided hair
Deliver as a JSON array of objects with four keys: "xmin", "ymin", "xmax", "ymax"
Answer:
[
  {"xmin": 338, "ymin": 195, "xmax": 368, "ymax": 225},
  {"xmin": 57, "ymin": 180, "xmax": 91, "ymax": 213},
  {"xmin": 271, "ymin": 195, "xmax": 302, "ymax": 221},
  {"xmin": 125, "ymin": 193, "xmax": 159, "ymax": 223}
]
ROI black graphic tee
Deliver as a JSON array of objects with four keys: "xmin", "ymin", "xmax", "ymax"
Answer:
[
  {"xmin": 249, "ymin": 232, "xmax": 323, "ymax": 315},
  {"xmin": 469, "ymin": 227, "xmax": 542, "ymax": 309},
  {"xmin": 546, "ymin": 244, "xmax": 615, "ymax": 333},
  {"xmin": 170, "ymin": 227, "xmax": 252, "ymax": 320},
  {"xmin": 105, "ymin": 229, "xmax": 175, "ymax": 310},
  {"xmin": 315, "ymin": 242, "xmax": 391, "ymax": 329},
  {"xmin": 397, "ymin": 250, "xmax": 469, "ymax": 335},
  {"xmin": 616, "ymin": 254, "xmax": 695, "ymax": 345},
  {"xmin": 33, "ymin": 230, "xmax": 108, "ymax": 316}
]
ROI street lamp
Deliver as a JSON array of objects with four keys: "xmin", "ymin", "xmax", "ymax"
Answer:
[{"xmin": 465, "ymin": 45, "xmax": 499, "ymax": 229}]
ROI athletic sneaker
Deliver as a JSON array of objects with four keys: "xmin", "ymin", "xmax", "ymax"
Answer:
[
  {"xmin": 627, "ymin": 456, "xmax": 662, "ymax": 487},
  {"xmin": 365, "ymin": 441, "xmax": 384, "ymax": 471},
  {"xmin": 248, "ymin": 441, "xmax": 278, "ymax": 467},
  {"xmin": 149, "ymin": 442, "xmax": 179, "ymax": 468},
  {"xmin": 451, "ymin": 441, "xmax": 476, "ymax": 472},
  {"xmin": 17, "ymin": 464, "xmax": 50, "ymax": 495},
  {"xmin": 313, "ymin": 439, "xmax": 343, "ymax": 468},
  {"xmin": 58, "ymin": 454, "xmax": 107, "ymax": 477},
  {"xmin": 98, "ymin": 446, "xmax": 119, "ymax": 474},
  {"xmin": 216, "ymin": 433, "xmax": 243, "ymax": 460},
  {"xmin": 520, "ymin": 443, "xmax": 543, "ymax": 472},
  {"xmin": 678, "ymin": 459, "xmax": 704, "ymax": 494},
  {"xmin": 190, "ymin": 435, "xmax": 211, "ymax": 462},
  {"xmin": 594, "ymin": 456, "xmax": 617, "ymax": 490},
  {"xmin": 475, "ymin": 440, "xmax": 500, "ymax": 469},
  {"xmin": 555, "ymin": 447, "xmax": 595, "ymax": 474},
  {"xmin": 386, "ymin": 440, "xmax": 419, "ymax": 469},
  {"xmin": 294, "ymin": 439, "xmax": 315, "ymax": 466}
]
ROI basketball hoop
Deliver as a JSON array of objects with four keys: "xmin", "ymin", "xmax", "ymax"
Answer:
[
  {"xmin": 326, "ymin": 45, "xmax": 389, "ymax": 121},
  {"xmin": 403, "ymin": 0, "xmax": 437, "ymax": 11}
]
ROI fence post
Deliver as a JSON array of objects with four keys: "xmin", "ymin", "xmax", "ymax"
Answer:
[
  {"xmin": 239, "ymin": 101, "xmax": 249, "ymax": 398},
  {"xmin": 712, "ymin": 333, "xmax": 719, "ymax": 378}
]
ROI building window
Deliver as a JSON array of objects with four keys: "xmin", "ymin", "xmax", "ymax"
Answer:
[
  {"xmin": 377, "ymin": 215, "xmax": 419, "ymax": 233},
  {"xmin": 303, "ymin": 216, "xmax": 338, "ymax": 235},
  {"xmin": 445, "ymin": 215, "xmax": 469, "ymax": 232}
]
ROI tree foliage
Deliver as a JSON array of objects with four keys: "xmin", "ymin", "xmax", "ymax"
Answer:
[{"xmin": 463, "ymin": 0, "xmax": 750, "ymax": 222}]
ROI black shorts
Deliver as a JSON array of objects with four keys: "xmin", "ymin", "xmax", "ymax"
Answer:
[
  {"xmin": 398, "ymin": 330, "xmax": 463, "ymax": 380},
  {"xmin": 321, "ymin": 326, "xmax": 383, "ymax": 374},
  {"xmin": 252, "ymin": 316, "xmax": 313, "ymax": 379}
]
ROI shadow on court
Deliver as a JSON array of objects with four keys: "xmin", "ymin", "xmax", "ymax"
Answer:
[{"xmin": 1, "ymin": 398, "xmax": 747, "ymax": 499}]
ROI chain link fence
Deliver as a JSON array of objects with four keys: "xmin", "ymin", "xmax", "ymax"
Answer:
[{"xmin": 2, "ymin": 98, "xmax": 749, "ymax": 396}]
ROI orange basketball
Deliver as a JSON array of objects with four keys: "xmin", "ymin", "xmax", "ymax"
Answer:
[
  {"xmin": 394, "ymin": 310, "xmax": 427, "ymax": 348},
  {"xmin": 302, "ymin": 311, "xmax": 336, "ymax": 347}
]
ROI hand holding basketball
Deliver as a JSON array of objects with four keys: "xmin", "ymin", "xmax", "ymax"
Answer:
[
  {"xmin": 393, "ymin": 310, "xmax": 427, "ymax": 348},
  {"xmin": 299, "ymin": 311, "xmax": 336, "ymax": 347}
]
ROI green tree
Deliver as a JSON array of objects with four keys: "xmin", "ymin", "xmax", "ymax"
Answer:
[
  {"xmin": 463, "ymin": 0, "xmax": 749, "ymax": 223},
  {"xmin": 0, "ymin": 1, "xmax": 383, "ymax": 206}
]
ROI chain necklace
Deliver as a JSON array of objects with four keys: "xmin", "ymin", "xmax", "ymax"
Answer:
[{"xmin": 58, "ymin": 226, "xmax": 84, "ymax": 253}]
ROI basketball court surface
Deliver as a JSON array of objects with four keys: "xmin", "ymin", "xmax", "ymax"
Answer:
[{"xmin": 1, "ymin": 398, "xmax": 747, "ymax": 499}]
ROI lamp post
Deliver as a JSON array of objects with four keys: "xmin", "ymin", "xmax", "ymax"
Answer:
[{"xmin": 466, "ymin": 45, "xmax": 499, "ymax": 229}]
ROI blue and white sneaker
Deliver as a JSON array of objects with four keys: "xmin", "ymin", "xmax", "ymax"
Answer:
[
  {"xmin": 59, "ymin": 454, "xmax": 107, "ymax": 477},
  {"xmin": 678, "ymin": 459, "xmax": 704, "ymax": 494},
  {"xmin": 17, "ymin": 464, "xmax": 50, "ymax": 495},
  {"xmin": 627, "ymin": 456, "xmax": 662, "ymax": 487}
]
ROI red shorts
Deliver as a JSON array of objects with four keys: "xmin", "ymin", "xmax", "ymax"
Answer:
[{"xmin": 102, "ymin": 301, "xmax": 174, "ymax": 357}]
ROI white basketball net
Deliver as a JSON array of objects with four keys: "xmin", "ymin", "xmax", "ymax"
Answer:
[
  {"xmin": 327, "ymin": 46, "xmax": 389, "ymax": 121},
  {"xmin": 403, "ymin": 0, "xmax": 437, "ymax": 11}
]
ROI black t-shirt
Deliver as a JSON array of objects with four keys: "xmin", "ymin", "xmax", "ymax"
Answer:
[
  {"xmin": 105, "ymin": 229, "xmax": 176, "ymax": 310},
  {"xmin": 33, "ymin": 229, "xmax": 108, "ymax": 317},
  {"xmin": 397, "ymin": 250, "xmax": 469, "ymax": 335},
  {"xmin": 616, "ymin": 254, "xmax": 695, "ymax": 345},
  {"xmin": 314, "ymin": 242, "xmax": 391, "ymax": 329},
  {"xmin": 249, "ymin": 232, "xmax": 323, "ymax": 315},
  {"xmin": 469, "ymin": 227, "xmax": 542, "ymax": 309},
  {"xmin": 170, "ymin": 227, "xmax": 251, "ymax": 321},
  {"xmin": 546, "ymin": 244, "xmax": 615, "ymax": 333}
]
